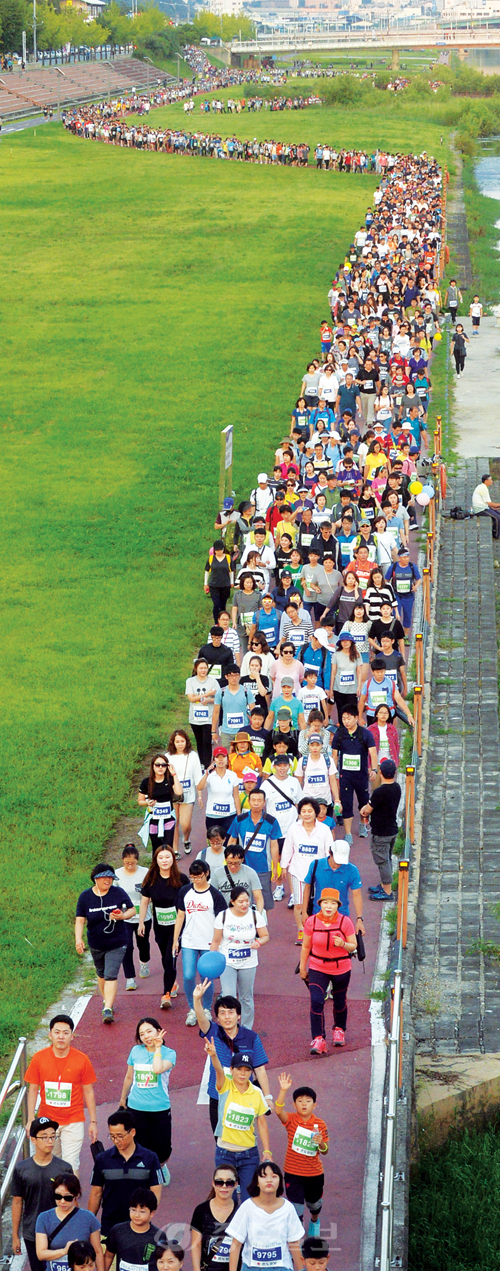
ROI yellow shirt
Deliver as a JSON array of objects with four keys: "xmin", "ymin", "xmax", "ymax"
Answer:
[
  {"xmin": 217, "ymin": 1075, "xmax": 268, "ymax": 1148},
  {"xmin": 276, "ymin": 519, "xmax": 298, "ymax": 545}
]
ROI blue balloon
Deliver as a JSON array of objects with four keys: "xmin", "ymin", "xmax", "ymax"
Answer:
[
  {"xmin": 198, "ymin": 951, "xmax": 226, "ymax": 980},
  {"xmin": 422, "ymin": 483, "xmax": 435, "ymax": 498}
]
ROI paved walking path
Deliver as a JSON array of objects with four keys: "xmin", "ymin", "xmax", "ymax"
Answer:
[
  {"xmin": 414, "ymin": 457, "xmax": 500, "ymax": 1055},
  {"xmin": 453, "ymin": 316, "xmax": 500, "ymax": 458}
]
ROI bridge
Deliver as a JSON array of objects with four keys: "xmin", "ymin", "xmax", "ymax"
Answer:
[{"xmin": 227, "ymin": 23, "xmax": 500, "ymax": 67}]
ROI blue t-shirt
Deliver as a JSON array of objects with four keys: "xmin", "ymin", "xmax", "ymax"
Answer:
[
  {"xmin": 304, "ymin": 859, "xmax": 362, "ymax": 916},
  {"xmin": 214, "ymin": 686, "xmax": 251, "ymax": 735},
  {"xmin": 126, "ymin": 1043, "xmax": 177, "ymax": 1112},
  {"xmin": 202, "ymin": 1020, "xmax": 269, "ymax": 1100},
  {"xmin": 386, "ymin": 561, "xmax": 421, "ymax": 598},
  {"xmin": 271, "ymin": 695, "xmax": 303, "ymax": 728},
  {"xmin": 228, "ymin": 812, "xmax": 281, "ymax": 873},
  {"xmin": 256, "ymin": 609, "xmax": 280, "ymax": 648},
  {"xmin": 35, "ymin": 1208, "xmax": 100, "ymax": 1271},
  {"xmin": 300, "ymin": 642, "xmax": 332, "ymax": 689}
]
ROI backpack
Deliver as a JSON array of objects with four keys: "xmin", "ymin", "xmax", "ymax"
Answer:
[{"xmin": 448, "ymin": 506, "xmax": 471, "ymax": 521}]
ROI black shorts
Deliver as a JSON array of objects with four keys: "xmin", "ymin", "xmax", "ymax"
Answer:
[
  {"xmin": 285, "ymin": 1172, "xmax": 324, "ymax": 1206},
  {"xmin": 128, "ymin": 1106, "xmax": 172, "ymax": 1163}
]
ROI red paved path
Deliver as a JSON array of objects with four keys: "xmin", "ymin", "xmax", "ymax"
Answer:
[{"xmin": 73, "ymin": 811, "xmax": 385, "ymax": 1271}]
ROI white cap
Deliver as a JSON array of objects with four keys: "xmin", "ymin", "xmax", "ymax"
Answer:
[
  {"xmin": 313, "ymin": 629, "xmax": 330, "ymax": 649},
  {"xmin": 332, "ymin": 839, "xmax": 350, "ymax": 864},
  {"xmin": 331, "ymin": 431, "xmax": 341, "ymax": 442},
  {"xmin": 258, "ymin": 473, "xmax": 268, "ymax": 483}
]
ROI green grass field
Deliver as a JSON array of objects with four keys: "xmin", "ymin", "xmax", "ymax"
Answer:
[{"xmin": 0, "ymin": 122, "xmax": 380, "ymax": 1050}]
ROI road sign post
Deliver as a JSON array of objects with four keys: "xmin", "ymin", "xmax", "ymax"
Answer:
[{"xmin": 219, "ymin": 426, "xmax": 233, "ymax": 512}]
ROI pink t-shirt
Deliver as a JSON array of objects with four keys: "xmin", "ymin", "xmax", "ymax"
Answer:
[{"xmin": 270, "ymin": 658, "xmax": 304, "ymax": 699}]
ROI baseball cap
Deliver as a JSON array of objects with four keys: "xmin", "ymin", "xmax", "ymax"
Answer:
[
  {"xmin": 331, "ymin": 431, "xmax": 341, "ymax": 442},
  {"xmin": 258, "ymin": 472, "xmax": 268, "ymax": 482},
  {"xmin": 398, "ymin": 545, "xmax": 410, "ymax": 556},
  {"xmin": 230, "ymin": 1051, "xmax": 254, "ymax": 1069},
  {"xmin": 332, "ymin": 840, "xmax": 350, "ymax": 864},
  {"xmin": 273, "ymin": 754, "xmax": 290, "ymax": 766},
  {"xmin": 380, "ymin": 758, "xmax": 397, "ymax": 778},
  {"xmin": 277, "ymin": 707, "xmax": 292, "ymax": 720},
  {"xmin": 308, "ymin": 734, "xmax": 323, "ymax": 745},
  {"xmin": 313, "ymin": 628, "xmax": 330, "ymax": 650},
  {"xmin": 30, "ymin": 1116, "xmax": 59, "ymax": 1137},
  {"xmin": 241, "ymin": 767, "xmax": 258, "ymax": 782},
  {"xmin": 223, "ymin": 497, "xmax": 234, "ymax": 510},
  {"xmin": 213, "ymin": 746, "xmax": 228, "ymax": 758},
  {"xmin": 281, "ymin": 677, "xmax": 294, "ymax": 687},
  {"xmin": 319, "ymin": 888, "xmax": 340, "ymax": 903}
]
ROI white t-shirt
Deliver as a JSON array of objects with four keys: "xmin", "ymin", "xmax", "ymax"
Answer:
[
  {"xmin": 213, "ymin": 907, "xmax": 268, "ymax": 969},
  {"xmin": 300, "ymin": 754, "xmax": 337, "ymax": 803},
  {"xmin": 297, "ymin": 685, "xmax": 327, "ymax": 716},
  {"xmin": 281, "ymin": 819, "xmax": 334, "ymax": 882},
  {"xmin": 260, "ymin": 776, "xmax": 301, "ymax": 836},
  {"xmin": 179, "ymin": 884, "xmax": 223, "ymax": 949},
  {"xmin": 226, "ymin": 1197, "xmax": 304, "ymax": 1270},
  {"xmin": 205, "ymin": 770, "xmax": 240, "ymax": 819},
  {"xmin": 185, "ymin": 675, "xmax": 219, "ymax": 727},
  {"xmin": 167, "ymin": 750, "xmax": 202, "ymax": 804},
  {"xmin": 115, "ymin": 865, "xmax": 151, "ymax": 924},
  {"xmin": 472, "ymin": 482, "xmax": 492, "ymax": 514}
]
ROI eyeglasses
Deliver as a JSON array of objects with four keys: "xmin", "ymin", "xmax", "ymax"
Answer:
[
  {"xmin": 54, "ymin": 1193, "xmax": 75, "ymax": 1203},
  {"xmin": 214, "ymin": 1178, "xmax": 236, "ymax": 1187},
  {"xmin": 108, "ymin": 1132, "xmax": 131, "ymax": 1142},
  {"xmin": 36, "ymin": 1134, "xmax": 57, "ymax": 1142}
]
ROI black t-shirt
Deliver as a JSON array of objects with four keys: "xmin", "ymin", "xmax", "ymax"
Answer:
[
  {"xmin": 370, "ymin": 782, "xmax": 401, "ymax": 836},
  {"xmin": 240, "ymin": 675, "xmax": 270, "ymax": 715},
  {"xmin": 11, "ymin": 1156, "xmax": 74, "ymax": 1240},
  {"xmin": 75, "ymin": 885, "xmax": 133, "ymax": 950},
  {"xmin": 90, "ymin": 1144, "xmax": 163, "ymax": 1235},
  {"xmin": 105, "ymin": 1221, "xmax": 159, "ymax": 1270},
  {"xmin": 141, "ymin": 874, "xmax": 190, "ymax": 926},
  {"xmin": 139, "ymin": 777, "xmax": 176, "ymax": 826},
  {"xmin": 190, "ymin": 1199, "xmax": 238, "ymax": 1271},
  {"xmin": 369, "ymin": 617, "xmax": 404, "ymax": 646},
  {"xmin": 329, "ymin": 724, "xmax": 373, "ymax": 779},
  {"xmin": 198, "ymin": 643, "xmax": 234, "ymax": 683}
]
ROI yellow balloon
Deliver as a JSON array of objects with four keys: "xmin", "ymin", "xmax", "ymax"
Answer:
[{"xmin": 409, "ymin": 480, "xmax": 423, "ymax": 495}]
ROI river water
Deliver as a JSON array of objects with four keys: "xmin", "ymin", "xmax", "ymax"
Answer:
[{"xmin": 475, "ymin": 150, "xmax": 500, "ymax": 201}]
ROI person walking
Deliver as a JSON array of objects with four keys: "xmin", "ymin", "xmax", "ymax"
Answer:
[
  {"xmin": 11, "ymin": 1118, "xmax": 74, "ymax": 1271},
  {"xmin": 138, "ymin": 847, "xmax": 189, "ymax": 1011},
  {"xmin": 226, "ymin": 1162, "xmax": 304, "ymax": 1270},
  {"xmin": 299, "ymin": 888, "xmax": 356, "ymax": 1054},
  {"xmin": 88, "ymin": 1111, "xmax": 163, "ymax": 1237},
  {"xmin": 24, "ymin": 1016, "xmax": 97, "ymax": 1172},
  {"xmin": 444, "ymin": 279, "xmax": 462, "ymax": 325},
  {"xmin": 75, "ymin": 866, "xmax": 136, "ymax": 1025},
  {"xmin": 205, "ymin": 1044, "xmax": 272, "ymax": 1203},
  {"xmin": 167, "ymin": 729, "xmax": 203, "ymax": 856},
  {"xmin": 190, "ymin": 1165, "xmax": 239, "ymax": 1271},
  {"xmin": 211, "ymin": 887, "xmax": 269, "ymax": 1027},
  {"xmin": 118, "ymin": 1018, "xmax": 176, "ymax": 1170},
  {"xmin": 116, "ymin": 845, "xmax": 152, "ymax": 992},
  {"xmin": 360, "ymin": 757, "xmax": 401, "ymax": 901},
  {"xmin": 450, "ymin": 323, "xmax": 469, "ymax": 378},
  {"xmin": 173, "ymin": 860, "xmax": 227, "ymax": 1025},
  {"xmin": 35, "ymin": 1175, "xmax": 103, "ymax": 1271}
]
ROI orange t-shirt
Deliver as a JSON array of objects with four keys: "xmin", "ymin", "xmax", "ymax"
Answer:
[
  {"xmin": 229, "ymin": 752, "xmax": 263, "ymax": 782},
  {"xmin": 283, "ymin": 1111, "xmax": 329, "ymax": 1176},
  {"xmin": 24, "ymin": 1047, "xmax": 97, "ymax": 1125}
]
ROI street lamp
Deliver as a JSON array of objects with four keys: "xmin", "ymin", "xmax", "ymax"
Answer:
[
  {"xmin": 143, "ymin": 53, "xmax": 155, "ymax": 95},
  {"xmin": 55, "ymin": 64, "xmax": 65, "ymax": 120}
]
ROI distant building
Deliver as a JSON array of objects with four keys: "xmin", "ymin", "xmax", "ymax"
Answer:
[{"xmin": 60, "ymin": 0, "xmax": 107, "ymax": 19}]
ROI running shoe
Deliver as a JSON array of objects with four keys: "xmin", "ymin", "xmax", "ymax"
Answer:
[
  {"xmin": 310, "ymin": 1037, "xmax": 327, "ymax": 1056},
  {"xmin": 333, "ymin": 1027, "xmax": 345, "ymax": 1047},
  {"xmin": 287, "ymin": 895, "xmax": 295, "ymax": 909},
  {"xmin": 102, "ymin": 1007, "xmax": 114, "ymax": 1024},
  {"xmin": 125, "ymin": 978, "xmax": 137, "ymax": 991},
  {"xmin": 184, "ymin": 841, "xmax": 192, "ymax": 854},
  {"xmin": 160, "ymin": 994, "xmax": 171, "ymax": 1009},
  {"xmin": 358, "ymin": 822, "xmax": 369, "ymax": 838},
  {"xmin": 171, "ymin": 982, "xmax": 179, "ymax": 998},
  {"xmin": 185, "ymin": 1009, "xmax": 197, "ymax": 1026},
  {"xmin": 295, "ymin": 930, "xmax": 304, "ymax": 945},
  {"xmin": 139, "ymin": 963, "xmax": 150, "ymax": 978},
  {"xmin": 345, "ymin": 833, "xmax": 353, "ymax": 845},
  {"xmin": 273, "ymin": 884, "xmax": 285, "ymax": 901},
  {"xmin": 162, "ymin": 1164, "xmax": 171, "ymax": 1185},
  {"xmin": 308, "ymin": 1220, "xmax": 321, "ymax": 1238},
  {"xmin": 369, "ymin": 885, "xmax": 395, "ymax": 901}
]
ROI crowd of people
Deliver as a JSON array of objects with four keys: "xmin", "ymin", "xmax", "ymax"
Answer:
[{"xmin": 11, "ymin": 149, "xmax": 445, "ymax": 1271}]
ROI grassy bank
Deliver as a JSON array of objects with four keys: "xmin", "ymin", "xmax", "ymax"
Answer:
[
  {"xmin": 409, "ymin": 1119, "xmax": 500, "ymax": 1270},
  {"xmin": 463, "ymin": 155, "xmax": 500, "ymax": 304},
  {"xmin": 0, "ymin": 123, "xmax": 375, "ymax": 1051}
]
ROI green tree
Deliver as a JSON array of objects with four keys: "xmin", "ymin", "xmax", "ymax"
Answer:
[
  {"xmin": 0, "ymin": 0, "xmax": 29, "ymax": 52},
  {"xmin": 98, "ymin": 0, "xmax": 130, "ymax": 42},
  {"xmin": 192, "ymin": 10, "xmax": 255, "ymax": 41}
]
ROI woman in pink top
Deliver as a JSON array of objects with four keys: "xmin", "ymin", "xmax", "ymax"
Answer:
[{"xmin": 269, "ymin": 642, "xmax": 305, "ymax": 699}]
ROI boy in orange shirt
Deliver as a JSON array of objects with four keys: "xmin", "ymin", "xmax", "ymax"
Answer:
[{"xmin": 274, "ymin": 1072, "xmax": 329, "ymax": 1237}]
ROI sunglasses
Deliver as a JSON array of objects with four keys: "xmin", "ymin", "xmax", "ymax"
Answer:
[
  {"xmin": 154, "ymin": 762, "xmax": 167, "ymax": 768},
  {"xmin": 214, "ymin": 1178, "xmax": 236, "ymax": 1186},
  {"xmin": 54, "ymin": 1193, "xmax": 74, "ymax": 1202}
]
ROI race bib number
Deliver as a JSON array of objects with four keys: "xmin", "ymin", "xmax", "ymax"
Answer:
[
  {"xmin": 224, "ymin": 1101, "xmax": 255, "ymax": 1130},
  {"xmin": 308, "ymin": 774, "xmax": 323, "ymax": 785},
  {"xmin": 397, "ymin": 579, "xmax": 412, "ymax": 594},
  {"xmin": 51, "ymin": 1261, "xmax": 69, "ymax": 1271},
  {"xmin": 227, "ymin": 713, "xmax": 245, "ymax": 729},
  {"xmin": 209, "ymin": 1237, "xmax": 232, "ymax": 1264},
  {"xmin": 276, "ymin": 800, "xmax": 290, "ymax": 812},
  {"xmin": 242, "ymin": 612, "xmax": 255, "ymax": 629},
  {"xmin": 302, "ymin": 696, "xmax": 319, "ymax": 713},
  {"xmin": 229, "ymin": 946, "xmax": 252, "ymax": 961},
  {"xmin": 288, "ymin": 630, "xmax": 305, "ymax": 647},
  {"xmin": 193, "ymin": 705, "xmax": 210, "ymax": 722},
  {"xmin": 121, "ymin": 1262, "xmax": 155, "ymax": 1271},
  {"xmin": 213, "ymin": 802, "xmax": 230, "ymax": 814},
  {"xmin": 343, "ymin": 755, "xmax": 360, "ymax": 771},
  {"xmin": 244, "ymin": 831, "xmax": 266, "ymax": 855},
  {"xmin": 339, "ymin": 674, "xmax": 355, "ymax": 687},
  {"xmin": 152, "ymin": 803, "xmax": 173, "ymax": 818},
  {"xmin": 251, "ymin": 737, "xmax": 265, "ymax": 756},
  {"xmin": 182, "ymin": 778, "xmax": 191, "ymax": 790},
  {"xmin": 155, "ymin": 906, "xmax": 177, "ymax": 926},
  {"xmin": 363, "ymin": 506, "xmax": 374, "ymax": 518},
  {"xmin": 291, "ymin": 1125, "xmax": 318, "ymax": 1157},
  {"xmin": 211, "ymin": 664, "xmax": 222, "ymax": 680},
  {"xmin": 370, "ymin": 690, "xmax": 387, "ymax": 707},
  {"xmin": 251, "ymin": 1249, "xmax": 282, "ymax": 1266},
  {"xmin": 44, "ymin": 1081, "xmax": 72, "ymax": 1108},
  {"xmin": 299, "ymin": 842, "xmax": 317, "ymax": 855},
  {"xmin": 387, "ymin": 525, "xmax": 399, "ymax": 538},
  {"xmin": 134, "ymin": 1064, "xmax": 158, "ymax": 1089}
]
